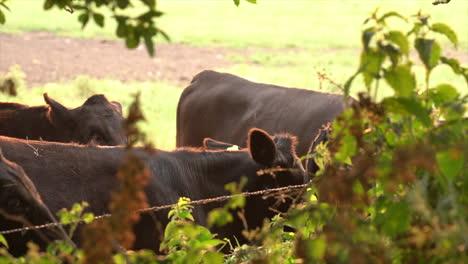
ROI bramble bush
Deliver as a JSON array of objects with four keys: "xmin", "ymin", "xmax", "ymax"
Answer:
[{"xmin": 0, "ymin": 7, "xmax": 466, "ymax": 264}]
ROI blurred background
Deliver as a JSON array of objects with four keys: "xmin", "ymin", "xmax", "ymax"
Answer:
[{"xmin": 0, "ymin": 0, "xmax": 466, "ymax": 149}]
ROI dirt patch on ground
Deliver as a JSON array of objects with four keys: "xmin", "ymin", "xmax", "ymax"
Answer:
[
  {"xmin": 0, "ymin": 32, "xmax": 244, "ymax": 86},
  {"xmin": 1, "ymin": 32, "xmax": 466, "ymax": 87}
]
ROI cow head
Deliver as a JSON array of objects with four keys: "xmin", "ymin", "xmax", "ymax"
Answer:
[
  {"xmin": 206, "ymin": 129, "xmax": 305, "ymax": 245},
  {"xmin": 247, "ymin": 128, "xmax": 305, "ymax": 188},
  {"xmin": 44, "ymin": 93, "xmax": 126, "ymax": 145},
  {"xmin": 0, "ymin": 149, "xmax": 56, "ymax": 256}
]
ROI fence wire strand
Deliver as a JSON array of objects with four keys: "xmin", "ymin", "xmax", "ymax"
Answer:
[{"xmin": 0, "ymin": 182, "xmax": 310, "ymax": 236}]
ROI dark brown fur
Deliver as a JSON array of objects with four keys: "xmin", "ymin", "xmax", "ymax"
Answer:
[
  {"xmin": 0, "ymin": 148, "xmax": 53, "ymax": 256},
  {"xmin": 176, "ymin": 70, "xmax": 355, "ymax": 176},
  {"xmin": 0, "ymin": 128, "xmax": 305, "ymax": 254}
]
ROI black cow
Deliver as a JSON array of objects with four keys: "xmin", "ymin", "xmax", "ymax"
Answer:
[
  {"xmin": 0, "ymin": 128, "xmax": 305, "ymax": 254},
  {"xmin": 0, "ymin": 148, "xmax": 56, "ymax": 256},
  {"xmin": 0, "ymin": 93, "xmax": 126, "ymax": 145},
  {"xmin": 176, "ymin": 70, "xmax": 355, "ymax": 179}
]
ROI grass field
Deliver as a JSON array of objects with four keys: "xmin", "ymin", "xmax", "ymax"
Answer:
[{"xmin": 1, "ymin": 0, "xmax": 467, "ymax": 148}]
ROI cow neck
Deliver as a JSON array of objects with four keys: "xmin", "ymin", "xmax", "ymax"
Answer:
[{"xmin": 168, "ymin": 149, "xmax": 261, "ymax": 196}]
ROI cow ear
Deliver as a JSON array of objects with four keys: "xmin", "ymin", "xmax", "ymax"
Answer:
[
  {"xmin": 203, "ymin": 138, "xmax": 236, "ymax": 150},
  {"xmin": 44, "ymin": 93, "xmax": 73, "ymax": 123},
  {"xmin": 111, "ymin": 101, "xmax": 123, "ymax": 115},
  {"xmin": 248, "ymin": 128, "xmax": 276, "ymax": 166}
]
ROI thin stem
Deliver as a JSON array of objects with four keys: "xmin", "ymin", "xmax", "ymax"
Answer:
[
  {"xmin": 425, "ymin": 69, "xmax": 431, "ymax": 105},
  {"xmin": 374, "ymin": 77, "xmax": 380, "ymax": 102}
]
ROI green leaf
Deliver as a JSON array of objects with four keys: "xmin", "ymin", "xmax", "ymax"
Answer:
[
  {"xmin": 43, "ymin": 0, "xmax": 54, "ymax": 10},
  {"xmin": 0, "ymin": 234, "xmax": 8, "ymax": 248},
  {"xmin": 0, "ymin": 3, "xmax": 10, "ymax": 11},
  {"xmin": 343, "ymin": 69, "xmax": 360, "ymax": 97},
  {"xmin": 116, "ymin": 0, "xmax": 129, "ymax": 9},
  {"xmin": 307, "ymin": 237, "xmax": 326, "ymax": 260},
  {"xmin": 83, "ymin": 213, "xmax": 94, "ymax": 224},
  {"xmin": 378, "ymin": 42, "xmax": 401, "ymax": 65},
  {"xmin": 78, "ymin": 13, "xmax": 89, "ymax": 29},
  {"xmin": 0, "ymin": 10, "xmax": 4, "ymax": 24},
  {"xmin": 141, "ymin": 0, "xmax": 156, "ymax": 7},
  {"xmin": 378, "ymin": 11, "xmax": 407, "ymax": 24},
  {"xmin": 428, "ymin": 84, "xmax": 459, "ymax": 106},
  {"xmin": 360, "ymin": 49, "xmax": 385, "ymax": 76},
  {"xmin": 362, "ymin": 27, "xmax": 376, "ymax": 51},
  {"xmin": 440, "ymin": 56, "xmax": 468, "ymax": 84},
  {"xmin": 116, "ymin": 22, "xmax": 127, "ymax": 38},
  {"xmin": 436, "ymin": 149, "xmax": 464, "ymax": 180},
  {"xmin": 431, "ymin": 23, "xmax": 458, "ymax": 48},
  {"xmin": 386, "ymin": 30, "xmax": 409, "ymax": 55},
  {"xmin": 384, "ymin": 64, "xmax": 416, "ymax": 98},
  {"xmin": 157, "ymin": 27, "xmax": 171, "ymax": 42},
  {"xmin": 334, "ymin": 133, "xmax": 356, "ymax": 165},
  {"xmin": 144, "ymin": 34, "xmax": 155, "ymax": 57},
  {"xmin": 202, "ymin": 251, "xmax": 224, "ymax": 264},
  {"xmin": 233, "ymin": 0, "xmax": 240, "ymax": 6},
  {"xmin": 246, "ymin": 0, "xmax": 257, "ymax": 3},
  {"xmin": 383, "ymin": 97, "xmax": 432, "ymax": 126},
  {"xmin": 125, "ymin": 29, "xmax": 140, "ymax": 49},
  {"xmin": 360, "ymin": 49, "xmax": 385, "ymax": 90},
  {"xmin": 375, "ymin": 200, "xmax": 411, "ymax": 238},
  {"xmin": 138, "ymin": 10, "xmax": 164, "ymax": 21},
  {"xmin": 415, "ymin": 38, "xmax": 441, "ymax": 71},
  {"xmin": 93, "ymin": 13, "xmax": 104, "ymax": 27},
  {"xmin": 207, "ymin": 208, "xmax": 233, "ymax": 227}
]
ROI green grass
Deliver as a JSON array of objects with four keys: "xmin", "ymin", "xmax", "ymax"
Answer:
[
  {"xmin": 0, "ymin": 74, "xmax": 183, "ymax": 150},
  {"xmin": 2, "ymin": 0, "xmax": 467, "ymax": 50}
]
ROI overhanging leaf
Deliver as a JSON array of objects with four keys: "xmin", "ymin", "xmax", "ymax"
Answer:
[
  {"xmin": 93, "ymin": 13, "xmax": 104, "ymax": 27},
  {"xmin": 431, "ymin": 22, "xmax": 458, "ymax": 48},
  {"xmin": 78, "ymin": 13, "xmax": 90, "ymax": 29},
  {"xmin": 144, "ymin": 34, "xmax": 155, "ymax": 57},
  {"xmin": 43, "ymin": 0, "xmax": 54, "ymax": 10},
  {"xmin": 0, "ymin": 10, "xmax": 4, "ymax": 24}
]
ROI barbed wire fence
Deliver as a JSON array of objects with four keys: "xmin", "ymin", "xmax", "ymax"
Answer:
[{"xmin": 0, "ymin": 182, "xmax": 311, "ymax": 236}]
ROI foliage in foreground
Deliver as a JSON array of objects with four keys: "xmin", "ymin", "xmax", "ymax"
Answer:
[{"xmin": 0, "ymin": 7, "xmax": 467, "ymax": 264}]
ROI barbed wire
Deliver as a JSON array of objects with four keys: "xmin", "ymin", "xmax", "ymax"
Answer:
[{"xmin": 0, "ymin": 182, "xmax": 311, "ymax": 236}]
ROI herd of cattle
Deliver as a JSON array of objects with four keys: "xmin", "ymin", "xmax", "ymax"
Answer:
[{"xmin": 0, "ymin": 70, "xmax": 353, "ymax": 256}]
